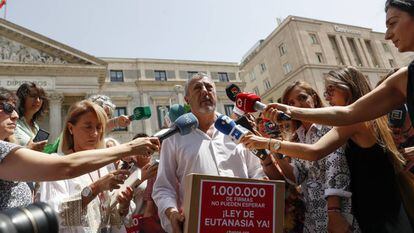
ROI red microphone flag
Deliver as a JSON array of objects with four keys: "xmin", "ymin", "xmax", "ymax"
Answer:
[{"xmin": 235, "ymin": 92, "xmax": 261, "ymax": 113}]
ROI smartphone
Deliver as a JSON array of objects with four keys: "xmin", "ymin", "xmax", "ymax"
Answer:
[{"xmin": 33, "ymin": 129, "xmax": 49, "ymax": 142}]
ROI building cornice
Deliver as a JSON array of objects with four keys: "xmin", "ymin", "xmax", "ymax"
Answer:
[
  {"xmin": 0, "ymin": 63, "xmax": 106, "ymax": 77},
  {"xmin": 101, "ymin": 57, "xmax": 238, "ymax": 67},
  {"xmin": 0, "ymin": 18, "xmax": 107, "ymax": 66}
]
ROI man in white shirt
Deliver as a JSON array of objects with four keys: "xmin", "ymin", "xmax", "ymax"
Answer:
[{"xmin": 152, "ymin": 73, "xmax": 265, "ymax": 233}]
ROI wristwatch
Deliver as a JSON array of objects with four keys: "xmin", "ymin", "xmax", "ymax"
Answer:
[
  {"xmin": 271, "ymin": 140, "xmax": 281, "ymax": 152},
  {"xmin": 81, "ymin": 186, "xmax": 93, "ymax": 198}
]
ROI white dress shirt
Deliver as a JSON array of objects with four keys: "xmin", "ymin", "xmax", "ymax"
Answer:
[{"xmin": 152, "ymin": 127, "xmax": 265, "ymax": 233}]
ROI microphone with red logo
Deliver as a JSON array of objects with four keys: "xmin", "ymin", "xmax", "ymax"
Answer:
[
  {"xmin": 225, "ymin": 83, "xmax": 245, "ymax": 116},
  {"xmin": 235, "ymin": 92, "xmax": 291, "ymax": 120}
]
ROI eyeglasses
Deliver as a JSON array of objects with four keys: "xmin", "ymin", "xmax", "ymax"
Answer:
[{"xmin": 0, "ymin": 102, "xmax": 16, "ymax": 115}]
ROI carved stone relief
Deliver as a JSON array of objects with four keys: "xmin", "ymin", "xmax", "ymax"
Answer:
[{"xmin": 0, "ymin": 36, "xmax": 68, "ymax": 64}]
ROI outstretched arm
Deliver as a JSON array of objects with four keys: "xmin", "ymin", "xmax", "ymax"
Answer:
[
  {"xmin": 0, "ymin": 137, "xmax": 159, "ymax": 182},
  {"xmin": 242, "ymin": 125, "xmax": 357, "ymax": 161},
  {"xmin": 265, "ymin": 68, "xmax": 407, "ymax": 126}
]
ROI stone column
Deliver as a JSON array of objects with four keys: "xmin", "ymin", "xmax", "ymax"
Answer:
[
  {"xmin": 142, "ymin": 92, "xmax": 153, "ymax": 135},
  {"xmin": 359, "ymin": 38, "xmax": 374, "ymax": 68},
  {"xmin": 354, "ymin": 38, "xmax": 368, "ymax": 67},
  {"xmin": 48, "ymin": 92, "xmax": 64, "ymax": 141},
  {"xmin": 174, "ymin": 84, "xmax": 184, "ymax": 105},
  {"xmin": 335, "ymin": 35, "xmax": 350, "ymax": 65},
  {"xmin": 341, "ymin": 36, "xmax": 356, "ymax": 66}
]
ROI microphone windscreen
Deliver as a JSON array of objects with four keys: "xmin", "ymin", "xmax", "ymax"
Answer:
[
  {"xmin": 174, "ymin": 113, "xmax": 199, "ymax": 135},
  {"xmin": 214, "ymin": 114, "xmax": 236, "ymax": 135},
  {"xmin": 130, "ymin": 106, "xmax": 152, "ymax": 120},
  {"xmin": 235, "ymin": 92, "xmax": 261, "ymax": 113},
  {"xmin": 168, "ymin": 104, "xmax": 188, "ymax": 122},
  {"xmin": 225, "ymin": 83, "xmax": 241, "ymax": 102}
]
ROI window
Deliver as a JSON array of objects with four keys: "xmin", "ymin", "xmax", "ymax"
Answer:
[
  {"xmin": 347, "ymin": 38, "xmax": 363, "ymax": 66},
  {"xmin": 283, "ymin": 63, "xmax": 292, "ymax": 74},
  {"xmin": 279, "ymin": 43, "xmax": 287, "ymax": 56},
  {"xmin": 224, "ymin": 104, "xmax": 234, "ymax": 116},
  {"xmin": 365, "ymin": 40, "xmax": 380, "ymax": 68},
  {"xmin": 389, "ymin": 59, "xmax": 396, "ymax": 68},
  {"xmin": 187, "ymin": 71, "xmax": 198, "ymax": 79},
  {"xmin": 253, "ymin": 87, "xmax": 260, "ymax": 96},
  {"xmin": 382, "ymin": 43, "xmax": 391, "ymax": 52},
  {"xmin": 264, "ymin": 79, "xmax": 271, "ymax": 90},
  {"xmin": 110, "ymin": 70, "xmax": 124, "ymax": 82},
  {"xmin": 260, "ymin": 63, "xmax": 267, "ymax": 73},
  {"xmin": 328, "ymin": 35, "xmax": 344, "ymax": 65},
  {"xmin": 309, "ymin": 33, "xmax": 319, "ymax": 44},
  {"xmin": 249, "ymin": 71, "xmax": 256, "ymax": 81},
  {"xmin": 157, "ymin": 105, "xmax": 170, "ymax": 129},
  {"xmin": 316, "ymin": 53, "xmax": 324, "ymax": 63},
  {"xmin": 218, "ymin": 72, "xmax": 229, "ymax": 82},
  {"xmin": 154, "ymin": 70, "xmax": 167, "ymax": 81},
  {"xmin": 114, "ymin": 107, "xmax": 127, "ymax": 131}
]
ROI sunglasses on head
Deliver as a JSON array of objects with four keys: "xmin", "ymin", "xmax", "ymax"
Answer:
[{"xmin": 0, "ymin": 102, "xmax": 16, "ymax": 115}]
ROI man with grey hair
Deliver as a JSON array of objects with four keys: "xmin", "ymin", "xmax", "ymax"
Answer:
[
  {"xmin": 88, "ymin": 94, "xmax": 131, "ymax": 131},
  {"xmin": 153, "ymin": 73, "xmax": 265, "ymax": 233}
]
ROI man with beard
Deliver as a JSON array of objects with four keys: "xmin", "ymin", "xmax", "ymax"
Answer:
[{"xmin": 152, "ymin": 73, "xmax": 265, "ymax": 233}]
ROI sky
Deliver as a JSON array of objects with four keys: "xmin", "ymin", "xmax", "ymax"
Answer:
[{"xmin": 5, "ymin": 0, "xmax": 388, "ymax": 63}]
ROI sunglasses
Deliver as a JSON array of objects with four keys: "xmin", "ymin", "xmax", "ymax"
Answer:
[{"xmin": 0, "ymin": 102, "xmax": 16, "ymax": 115}]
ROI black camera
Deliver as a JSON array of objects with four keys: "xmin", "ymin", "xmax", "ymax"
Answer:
[{"xmin": 0, "ymin": 202, "xmax": 58, "ymax": 233}]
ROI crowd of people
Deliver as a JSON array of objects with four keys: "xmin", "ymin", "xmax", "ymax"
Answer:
[{"xmin": 1, "ymin": 0, "xmax": 414, "ymax": 233}]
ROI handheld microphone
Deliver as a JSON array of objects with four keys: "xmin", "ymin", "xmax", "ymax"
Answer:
[
  {"xmin": 235, "ymin": 116, "xmax": 270, "ymax": 160},
  {"xmin": 129, "ymin": 106, "xmax": 152, "ymax": 121},
  {"xmin": 164, "ymin": 104, "xmax": 189, "ymax": 127},
  {"xmin": 215, "ymin": 115, "xmax": 268, "ymax": 160},
  {"xmin": 225, "ymin": 83, "xmax": 241, "ymax": 102},
  {"xmin": 215, "ymin": 115, "xmax": 249, "ymax": 143},
  {"xmin": 225, "ymin": 83, "xmax": 245, "ymax": 116},
  {"xmin": 235, "ymin": 92, "xmax": 291, "ymax": 120},
  {"xmin": 157, "ymin": 112, "xmax": 199, "ymax": 143}
]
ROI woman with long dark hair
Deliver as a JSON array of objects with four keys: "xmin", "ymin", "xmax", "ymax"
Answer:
[
  {"xmin": 15, "ymin": 82, "xmax": 49, "ymax": 151},
  {"xmin": 242, "ymin": 67, "xmax": 413, "ymax": 232}
]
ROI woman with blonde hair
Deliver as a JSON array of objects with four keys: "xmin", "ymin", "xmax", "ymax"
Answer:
[
  {"xmin": 242, "ymin": 67, "xmax": 412, "ymax": 232},
  {"xmin": 39, "ymin": 100, "xmax": 136, "ymax": 233}
]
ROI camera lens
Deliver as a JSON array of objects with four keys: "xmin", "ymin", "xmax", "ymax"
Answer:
[{"xmin": 0, "ymin": 202, "xmax": 58, "ymax": 233}]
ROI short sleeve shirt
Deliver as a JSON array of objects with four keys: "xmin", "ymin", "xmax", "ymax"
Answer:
[{"xmin": 0, "ymin": 140, "xmax": 32, "ymax": 210}]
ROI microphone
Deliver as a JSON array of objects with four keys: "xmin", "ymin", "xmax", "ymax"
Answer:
[
  {"xmin": 235, "ymin": 116, "xmax": 270, "ymax": 160},
  {"xmin": 215, "ymin": 115, "xmax": 268, "ymax": 160},
  {"xmin": 225, "ymin": 83, "xmax": 245, "ymax": 117},
  {"xmin": 225, "ymin": 83, "xmax": 241, "ymax": 102},
  {"xmin": 215, "ymin": 114, "xmax": 249, "ymax": 143},
  {"xmin": 235, "ymin": 92, "xmax": 291, "ymax": 120},
  {"xmin": 129, "ymin": 106, "xmax": 152, "ymax": 121},
  {"xmin": 164, "ymin": 104, "xmax": 189, "ymax": 127},
  {"xmin": 156, "ymin": 112, "xmax": 199, "ymax": 143}
]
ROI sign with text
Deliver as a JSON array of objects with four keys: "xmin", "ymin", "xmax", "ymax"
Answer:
[
  {"xmin": 0, "ymin": 77, "xmax": 55, "ymax": 90},
  {"xmin": 183, "ymin": 174, "xmax": 285, "ymax": 233}
]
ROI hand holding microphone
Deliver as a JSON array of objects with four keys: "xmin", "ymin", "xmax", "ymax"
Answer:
[
  {"xmin": 215, "ymin": 115, "xmax": 269, "ymax": 160},
  {"xmin": 235, "ymin": 92, "xmax": 291, "ymax": 121},
  {"xmin": 263, "ymin": 103, "xmax": 293, "ymax": 123},
  {"xmin": 154, "ymin": 112, "xmax": 199, "ymax": 143}
]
